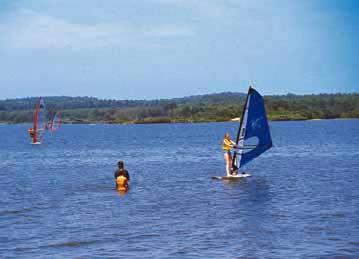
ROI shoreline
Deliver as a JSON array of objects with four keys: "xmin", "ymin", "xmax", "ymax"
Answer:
[{"xmin": 1, "ymin": 117, "xmax": 358, "ymax": 125}]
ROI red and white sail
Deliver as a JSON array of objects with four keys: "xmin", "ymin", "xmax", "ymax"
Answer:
[{"xmin": 31, "ymin": 97, "xmax": 47, "ymax": 144}]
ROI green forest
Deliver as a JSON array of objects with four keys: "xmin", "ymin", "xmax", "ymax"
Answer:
[{"xmin": 0, "ymin": 92, "xmax": 358, "ymax": 124}]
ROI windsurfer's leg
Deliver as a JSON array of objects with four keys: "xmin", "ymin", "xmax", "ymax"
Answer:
[
  {"xmin": 224, "ymin": 152, "xmax": 232, "ymax": 176},
  {"xmin": 228, "ymin": 155, "xmax": 233, "ymax": 176}
]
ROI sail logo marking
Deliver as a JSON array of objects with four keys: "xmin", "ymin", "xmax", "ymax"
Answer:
[{"xmin": 251, "ymin": 117, "xmax": 264, "ymax": 130}]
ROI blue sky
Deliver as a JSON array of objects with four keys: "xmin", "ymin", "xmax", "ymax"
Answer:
[{"xmin": 0, "ymin": 0, "xmax": 358, "ymax": 99}]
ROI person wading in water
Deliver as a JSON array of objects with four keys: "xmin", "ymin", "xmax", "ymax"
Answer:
[{"xmin": 114, "ymin": 161, "xmax": 130, "ymax": 192}]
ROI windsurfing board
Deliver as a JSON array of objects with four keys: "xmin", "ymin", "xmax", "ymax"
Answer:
[
  {"xmin": 211, "ymin": 173, "xmax": 251, "ymax": 180},
  {"xmin": 31, "ymin": 142, "xmax": 41, "ymax": 145}
]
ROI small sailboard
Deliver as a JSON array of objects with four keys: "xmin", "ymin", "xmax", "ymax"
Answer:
[
  {"xmin": 212, "ymin": 173, "xmax": 251, "ymax": 180},
  {"xmin": 29, "ymin": 97, "xmax": 47, "ymax": 144},
  {"xmin": 49, "ymin": 111, "xmax": 61, "ymax": 132},
  {"xmin": 215, "ymin": 86, "xmax": 272, "ymax": 180}
]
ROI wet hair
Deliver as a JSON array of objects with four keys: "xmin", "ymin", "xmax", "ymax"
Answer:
[
  {"xmin": 224, "ymin": 133, "xmax": 230, "ymax": 139},
  {"xmin": 117, "ymin": 160, "xmax": 124, "ymax": 169}
]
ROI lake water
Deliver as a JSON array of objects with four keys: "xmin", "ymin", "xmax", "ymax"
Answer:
[{"xmin": 0, "ymin": 120, "xmax": 358, "ymax": 258}]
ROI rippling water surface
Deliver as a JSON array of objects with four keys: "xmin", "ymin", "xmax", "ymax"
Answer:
[{"xmin": 0, "ymin": 120, "xmax": 358, "ymax": 258}]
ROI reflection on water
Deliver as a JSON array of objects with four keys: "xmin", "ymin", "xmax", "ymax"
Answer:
[{"xmin": 116, "ymin": 189, "xmax": 129, "ymax": 197}]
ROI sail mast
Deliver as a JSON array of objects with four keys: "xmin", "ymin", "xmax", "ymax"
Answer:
[
  {"xmin": 33, "ymin": 99, "xmax": 40, "ymax": 143},
  {"xmin": 232, "ymin": 86, "xmax": 252, "ymax": 171}
]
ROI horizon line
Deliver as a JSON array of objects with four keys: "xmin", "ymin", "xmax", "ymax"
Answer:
[{"xmin": 1, "ymin": 90, "xmax": 359, "ymax": 102}]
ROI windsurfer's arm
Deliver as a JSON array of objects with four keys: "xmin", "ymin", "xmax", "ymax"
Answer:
[
  {"xmin": 224, "ymin": 139, "xmax": 236, "ymax": 149},
  {"xmin": 125, "ymin": 170, "xmax": 130, "ymax": 181}
]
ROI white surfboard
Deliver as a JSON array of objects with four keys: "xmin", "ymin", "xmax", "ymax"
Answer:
[{"xmin": 211, "ymin": 173, "xmax": 251, "ymax": 180}]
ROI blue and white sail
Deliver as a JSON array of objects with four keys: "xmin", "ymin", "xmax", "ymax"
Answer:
[{"xmin": 232, "ymin": 87, "xmax": 272, "ymax": 170}]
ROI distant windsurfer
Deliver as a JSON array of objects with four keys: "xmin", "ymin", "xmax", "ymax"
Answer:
[
  {"xmin": 222, "ymin": 133, "xmax": 237, "ymax": 176},
  {"xmin": 114, "ymin": 161, "xmax": 130, "ymax": 192},
  {"xmin": 28, "ymin": 128, "xmax": 36, "ymax": 143}
]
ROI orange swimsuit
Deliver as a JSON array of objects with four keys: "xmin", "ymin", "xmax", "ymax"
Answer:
[{"xmin": 116, "ymin": 176, "xmax": 129, "ymax": 192}]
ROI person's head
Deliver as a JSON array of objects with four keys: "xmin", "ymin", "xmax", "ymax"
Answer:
[
  {"xmin": 117, "ymin": 160, "xmax": 124, "ymax": 169},
  {"xmin": 224, "ymin": 133, "xmax": 230, "ymax": 139}
]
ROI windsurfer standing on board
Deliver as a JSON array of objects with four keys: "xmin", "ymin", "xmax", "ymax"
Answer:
[
  {"xmin": 114, "ymin": 161, "xmax": 130, "ymax": 192},
  {"xmin": 222, "ymin": 133, "xmax": 237, "ymax": 176}
]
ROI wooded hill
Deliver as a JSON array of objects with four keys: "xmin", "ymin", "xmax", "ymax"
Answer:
[{"xmin": 0, "ymin": 92, "xmax": 358, "ymax": 124}]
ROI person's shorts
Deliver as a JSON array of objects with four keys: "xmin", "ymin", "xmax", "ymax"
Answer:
[{"xmin": 223, "ymin": 150, "xmax": 231, "ymax": 155}]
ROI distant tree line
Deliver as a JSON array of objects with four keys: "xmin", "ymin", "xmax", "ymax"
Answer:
[{"xmin": 0, "ymin": 92, "xmax": 358, "ymax": 124}]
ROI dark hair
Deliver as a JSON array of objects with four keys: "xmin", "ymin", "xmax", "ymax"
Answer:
[{"xmin": 117, "ymin": 160, "xmax": 124, "ymax": 169}]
